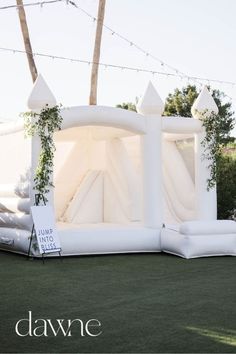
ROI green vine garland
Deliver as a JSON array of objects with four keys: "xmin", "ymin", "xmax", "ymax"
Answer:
[
  {"xmin": 23, "ymin": 104, "xmax": 63, "ymax": 201},
  {"xmin": 197, "ymin": 110, "xmax": 223, "ymax": 191}
]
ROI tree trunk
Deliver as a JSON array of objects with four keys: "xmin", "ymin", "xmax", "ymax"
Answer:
[
  {"xmin": 16, "ymin": 0, "xmax": 38, "ymax": 82},
  {"xmin": 89, "ymin": 0, "xmax": 106, "ymax": 105}
]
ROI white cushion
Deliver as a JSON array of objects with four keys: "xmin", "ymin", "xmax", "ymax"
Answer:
[{"xmin": 180, "ymin": 220, "xmax": 236, "ymax": 236}]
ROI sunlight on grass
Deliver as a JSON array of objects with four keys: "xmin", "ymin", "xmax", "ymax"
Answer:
[{"xmin": 186, "ymin": 326, "xmax": 236, "ymax": 347}]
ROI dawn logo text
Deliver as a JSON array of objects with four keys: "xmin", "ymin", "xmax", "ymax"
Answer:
[{"xmin": 15, "ymin": 311, "xmax": 102, "ymax": 337}]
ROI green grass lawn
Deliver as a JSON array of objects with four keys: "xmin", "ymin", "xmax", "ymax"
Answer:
[{"xmin": 0, "ymin": 251, "xmax": 236, "ymax": 353}]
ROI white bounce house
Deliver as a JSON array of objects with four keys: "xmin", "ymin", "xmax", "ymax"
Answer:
[{"xmin": 0, "ymin": 75, "xmax": 235, "ymax": 258}]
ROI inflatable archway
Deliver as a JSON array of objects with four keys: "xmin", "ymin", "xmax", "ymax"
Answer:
[{"xmin": 0, "ymin": 75, "xmax": 235, "ymax": 258}]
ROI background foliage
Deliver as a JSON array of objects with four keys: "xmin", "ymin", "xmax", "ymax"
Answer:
[
  {"xmin": 217, "ymin": 150, "xmax": 236, "ymax": 219},
  {"xmin": 164, "ymin": 85, "xmax": 235, "ymax": 144},
  {"xmin": 116, "ymin": 97, "xmax": 138, "ymax": 112}
]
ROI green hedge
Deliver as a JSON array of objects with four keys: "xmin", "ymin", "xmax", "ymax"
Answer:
[{"xmin": 217, "ymin": 155, "xmax": 236, "ymax": 220}]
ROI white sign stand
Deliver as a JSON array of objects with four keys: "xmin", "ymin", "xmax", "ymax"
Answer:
[{"xmin": 28, "ymin": 194, "xmax": 62, "ymax": 262}]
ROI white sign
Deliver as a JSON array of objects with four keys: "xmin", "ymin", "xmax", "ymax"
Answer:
[{"xmin": 31, "ymin": 206, "xmax": 61, "ymax": 254}]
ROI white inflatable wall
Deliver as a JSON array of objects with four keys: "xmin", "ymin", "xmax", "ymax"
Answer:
[{"xmin": 0, "ymin": 75, "xmax": 235, "ymax": 258}]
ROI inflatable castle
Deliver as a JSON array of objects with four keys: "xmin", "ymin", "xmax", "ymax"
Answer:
[{"xmin": 0, "ymin": 75, "xmax": 235, "ymax": 258}]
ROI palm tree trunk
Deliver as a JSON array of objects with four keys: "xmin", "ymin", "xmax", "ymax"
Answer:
[
  {"xmin": 89, "ymin": 0, "xmax": 106, "ymax": 105},
  {"xmin": 16, "ymin": 0, "xmax": 38, "ymax": 82}
]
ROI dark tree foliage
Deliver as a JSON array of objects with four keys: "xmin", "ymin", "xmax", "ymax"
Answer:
[
  {"xmin": 164, "ymin": 85, "xmax": 235, "ymax": 144},
  {"xmin": 217, "ymin": 155, "xmax": 236, "ymax": 220},
  {"xmin": 116, "ymin": 102, "xmax": 137, "ymax": 112},
  {"xmin": 210, "ymin": 89, "xmax": 235, "ymax": 144},
  {"xmin": 164, "ymin": 85, "xmax": 198, "ymax": 117}
]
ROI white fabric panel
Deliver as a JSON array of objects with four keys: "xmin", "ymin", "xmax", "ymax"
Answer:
[
  {"xmin": 163, "ymin": 139, "xmax": 195, "ymax": 223},
  {"xmin": 104, "ymin": 138, "xmax": 141, "ymax": 223},
  {"xmin": 105, "ymin": 158, "xmax": 130, "ymax": 221},
  {"xmin": 123, "ymin": 136, "xmax": 142, "ymax": 174},
  {"xmin": 163, "ymin": 190, "xmax": 181, "ymax": 224},
  {"xmin": 176, "ymin": 139, "xmax": 195, "ymax": 182},
  {"xmin": 63, "ymin": 170, "xmax": 103, "ymax": 223},
  {"xmin": 180, "ymin": 220, "xmax": 236, "ymax": 236},
  {"xmin": 0, "ymin": 197, "xmax": 30, "ymax": 213},
  {"xmin": 163, "ymin": 140, "xmax": 195, "ymax": 209},
  {"xmin": 0, "ymin": 183, "xmax": 29, "ymax": 198},
  {"xmin": 103, "ymin": 173, "xmax": 129, "ymax": 223},
  {"xmin": 89, "ymin": 140, "xmax": 106, "ymax": 170},
  {"xmin": 70, "ymin": 171, "xmax": 103, "ymax": 224},
  {"xmin": 163, "ymin": 166, "xmax": 195, "ymax": 221},
  {"xmin": 54, "ymin": 139, "xmax": 90, "ymax": 219},
  {"xmin": 0, "ymin": 212, "xmax": 32, "ymax": 230},
  {"xmin": 54, "ymin": 136, "xmax": 106, "ymax": 220},
  {"xmin": 57, "ymin": 135, "xmax": 141, "ymax": 225},
  {"xmin": 0, "ymin": 120, "xmax": 24, "ymax": 136},
  {"xmin": 0, "ymin": 131, "xmax": 30, "ymax": 184}
]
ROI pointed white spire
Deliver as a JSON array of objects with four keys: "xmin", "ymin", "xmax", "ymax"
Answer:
[
  {"xmin": 27, "ymin": 74, "xmax": 57, "ymax": 110},
  {"xmin": 137, "ymin": 81, "xmax": 164, "ymax": 116},
  {"xmin": 191, "ymin": 85, "xmax": 218, "ymax": 119}
]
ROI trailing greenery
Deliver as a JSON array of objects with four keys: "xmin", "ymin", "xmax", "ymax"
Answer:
[
  {"xmin": 196, "ymin": 110, "xmax": 232, "ymax": 190},
  {"xmin": 23, "ymin": 104, "xmax": 63, "ymax": 200},
  {"xmin": 163, "ymin": 85, "xmax": 235, "ymax": 218},
  {"xmin": 193, "ymin": 108, "xmax": 234, "ymax": 191}
]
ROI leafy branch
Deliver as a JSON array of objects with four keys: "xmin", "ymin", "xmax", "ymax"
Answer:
[
  {"xmin": 197, "ymin": 110, "xmax": 230, "ymax": 190},
  {"xmin": 23, "ymin": 104, "xmax": 63, "ymax": 201}
]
